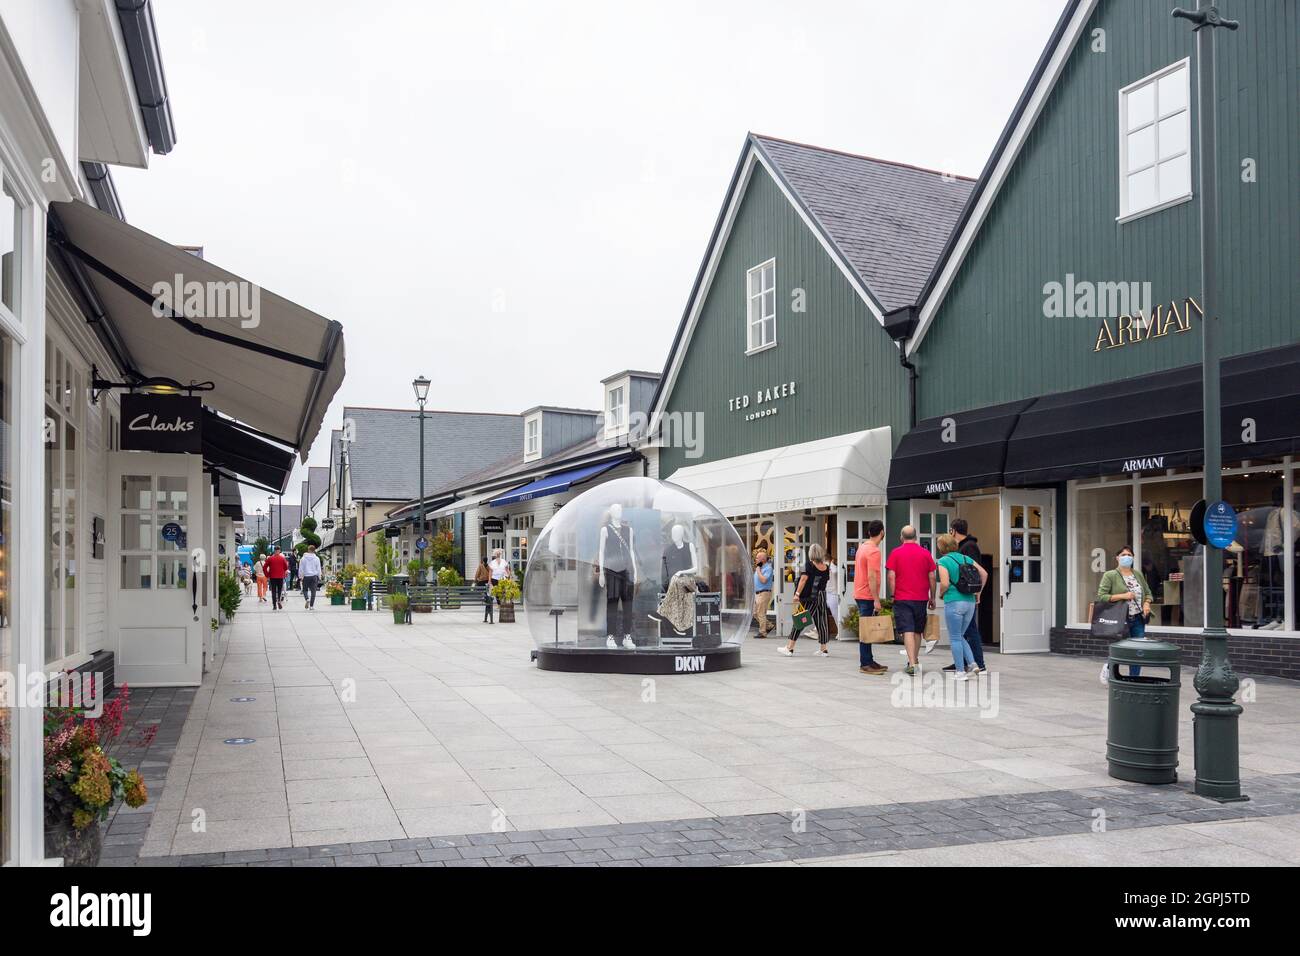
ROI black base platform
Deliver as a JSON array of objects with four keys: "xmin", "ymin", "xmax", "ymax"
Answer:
[{"xmin": 532, "ymin": 644, "xmax": 741, "ymax": 674}]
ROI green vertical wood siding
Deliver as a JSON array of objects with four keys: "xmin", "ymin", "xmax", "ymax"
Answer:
[
  {"xmin": 659, "ymin": 164, "xmax": 908, "ymax": 478},
  {"xmin": 917, "ymin": 0, "xmax": 1300, "ymax": 419}
]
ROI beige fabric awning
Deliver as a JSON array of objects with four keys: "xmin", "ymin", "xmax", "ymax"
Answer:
[{"xmin": 51, "ymin": 199, "xmax": 345, "ymax": 460}]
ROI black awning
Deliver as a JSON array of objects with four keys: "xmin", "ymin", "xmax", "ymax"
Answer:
[
  {"xmin": 886, "ymin": 399, "xmax": 1035, "ymax": 499},
  {"xmin": 1004, "ymin": 342, "xmax": 1300, "ymax": 486},
  {"xmin": 890, "ymin": 341, "xmax": 1300, "ymax": 497},
  {"xmin": 217, "ymin": 475, "xmax": 245, "ymax": 521},
  {"xmin": 202, "ymin": 410, "xmax": 296, "ymax": 494}
]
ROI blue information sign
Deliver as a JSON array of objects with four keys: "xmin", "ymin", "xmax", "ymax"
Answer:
[
  {"xmin": 161, "ymin": 521, "xmax": 183, "ymax": 542},
  {"xmin": 415, "ymin": 536, "xmax": 428, "ymax": 552},
  {"xmin": 1202, "ymin": 500, "xmax": 1238, "ymax": 549}
]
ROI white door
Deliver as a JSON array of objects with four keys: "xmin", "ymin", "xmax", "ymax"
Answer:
[
  {"xmin": 1001, "ymin": 490, "xmax": 1053, "ymax": 653},
  {"xmin": 508, "ymin": 528, "xmax": 529, "ymax": 577},
  {"xmin": 108, "ymin": 452, "xmax": 204, "ymax": 686},
  {"xmin": 837, "ymin": 509, "xmax": 882, "ymax": 606},
  {"xmin": 775, "ymin": 511, "xmax": 814, "ymax": 635}
]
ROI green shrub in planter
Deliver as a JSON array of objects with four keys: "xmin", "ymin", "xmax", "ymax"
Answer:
[{"xmin": 389, "ymin": 593, "xmax": 409, "ymax": 624}]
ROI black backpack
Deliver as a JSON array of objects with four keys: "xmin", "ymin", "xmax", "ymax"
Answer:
[{"xmin": 952, "ymin": 556, "xmax": 982, "ymax": 595}]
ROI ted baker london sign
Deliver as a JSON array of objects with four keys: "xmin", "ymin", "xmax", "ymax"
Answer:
[{"xmin": 728, "ymin": 380, "xmax": 797, "ymax": 422}]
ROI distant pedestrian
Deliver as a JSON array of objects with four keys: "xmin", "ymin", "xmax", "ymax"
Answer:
[
  {"xmin": 239, "ymin": 562, "xmax": 252, "ymax": 597},
  {"xmin": 779, "ymin": 544, "xmax": 832, "ymax": 657},
  {"xmin": 299, "ymin": 544, "xmax": 322, "ymax": 609},
  {"xmin": 254, "ymin": 557, "xmax": 268, "ymax": 603},
  {"xmin": 489, "ymin": 548, "xmax": 512, "ymax": 588},
  {"xmin": 265, "ymin": 546, "xmax": 289, "ymax": 610},
  {"xmin": 474, "ymin": 557, "xmax": 492, "ymax": 592},
  {"xmin": 947, "ymin": 519, "xmax": 989, "ymax": 673},
  {"xmin": 854, "ymin": 520, "xmax": 887, "ymax": 675},
  {"xmin": 936, "ymin": 533, "xmax": 988, "ymax": 680},
  {"xmin": 286, "ymin": 549, "xmax": 299, "ymax": 591},
  {"xmin": 752, "ymin": 548, "xmax": 774, "ymax": 638},
  {"xmin": 482, "ymin": 582, "xmax": 495, "ymax": 623},
  {"xmin": 886, "ymin": 525, "xmax": 937, "ymax": 676}
]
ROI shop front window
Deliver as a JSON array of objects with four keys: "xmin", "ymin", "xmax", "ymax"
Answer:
[
  {"xmin": 1136, "ymin": 476, "xmax": 1201, "ymax": 628},
  {"xmin": 44, "ymin": 342, "xmax": 82, "ymax": 664},
  {"xmin": 1222, "ymin": 469, "xmax": 1289, "ymax": 630},
  {"xmin": 1074, "ymin": 483, "xmax": 1132, "ymax": 622}
]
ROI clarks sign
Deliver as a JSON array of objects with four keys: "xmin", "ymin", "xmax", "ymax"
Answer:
[{"xmin": 120, "ymin": 394, "xmax": 202, "ymax": 454}]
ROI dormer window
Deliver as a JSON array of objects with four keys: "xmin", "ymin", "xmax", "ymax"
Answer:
[
  {"xmin": 606, "ymin": 385, "xmax": 626, "ymax": 432},
  {"xmin": 525, "ymin": 416, "xmax": 539, "ymax": 458}
]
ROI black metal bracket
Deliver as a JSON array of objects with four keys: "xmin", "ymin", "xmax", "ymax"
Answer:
[
  {"xmin": 1172, "ymin": 6, "xmax": 1240, "ymax": 31},
  {"xmin": 90, "ymin": 363, "xmax": 214, "ymax": 405}
]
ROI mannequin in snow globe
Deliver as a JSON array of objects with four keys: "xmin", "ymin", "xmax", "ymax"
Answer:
[
  {"xmin": 597, "ymin": 503, "xmax": 638, "ymax": 649},
  {"xmin": 654, "ymin": 523, "xmax": 701, "ymax": 637}
]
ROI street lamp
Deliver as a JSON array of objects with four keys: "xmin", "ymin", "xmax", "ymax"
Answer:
[
  {"xmin": 255, "ymin": 507, "xmax": 263, "ymax": 544},
  {"xmin": 413, "ymin": 375, "xmax": 431, "ymax": 584},
  {"xmin": 1172, "ymin": 0, "xmax": 1246, "ymax": 803},
  {"xmin": 267, "ymin": 495, "xmax": 275, "ymax": 552}
]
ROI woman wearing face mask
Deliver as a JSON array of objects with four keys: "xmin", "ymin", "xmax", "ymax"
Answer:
[{"xmin": 1096, "ymin": 546, "xmax": 1154, "ymax": 671}]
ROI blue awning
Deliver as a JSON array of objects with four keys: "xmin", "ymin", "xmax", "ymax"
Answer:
[{"xmin": 489, "ymin": 456, "xmax": 633, "ymax": 508}]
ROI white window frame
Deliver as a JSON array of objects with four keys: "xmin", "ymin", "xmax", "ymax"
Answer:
[
  {"xmin": 745, "ymin": 258, "xmax": 777, "ymax": 355},
  {"xmin": 1117, "ymin": 58, "xmax": 1193, "ymax": 223},
  {"xmin": 524, "ymin": 414, "xmax": 541, "ymax": 461},
  {"xmin": 606, "ymin": 384, "xmax": 626, "ymax": 432}
]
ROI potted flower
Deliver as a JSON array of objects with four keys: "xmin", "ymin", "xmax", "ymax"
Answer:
[
  {"xmin": 492, "ymin": 577, "xmax": 521, "ymax": 623},
  {"xmin": 388, "ymin": 591, "xmax": 409, "ymax": 625},
  {"xmin": 437, "ymin": 565, "xmax": 463, "ymax": 608},
  {"xmin": 325, "ymin": 579, "xmax": 346, "ymax": 606},
  {"xmin": 44, "ymin": 687, "xmax": 148, "ymax": 867},
  {"xmin": 351, "ymin": 569, "xmax": 376, "ymax": 610}
]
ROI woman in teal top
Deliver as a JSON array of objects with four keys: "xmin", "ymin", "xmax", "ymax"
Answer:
[{"xmin": 936, "ymin": 534, "xmax": 988, "ymax": 678}]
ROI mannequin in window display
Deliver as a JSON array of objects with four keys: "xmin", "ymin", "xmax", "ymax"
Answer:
[
  {"xmin": 655, "ymin": 523, "xmax": 701, "ymax": 635},
  {"xmin": 1261, "ymin": 487, "xmax": 1297, "ymax": 629},
  {"xmin": 597, "ymin": 503, "xmax": 638, "ymax": 649}
]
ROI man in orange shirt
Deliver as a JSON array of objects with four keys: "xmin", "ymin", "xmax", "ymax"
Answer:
[
  {"xmin": 265, "ymin": 546, "xmax": 289, "ymax": 610},
  {"xmin": 853, "ymin": 520, "xmax": 887, "ymax": 675}
]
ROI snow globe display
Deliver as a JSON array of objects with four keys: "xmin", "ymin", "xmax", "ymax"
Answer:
[{"xmin": 524, "ymin": 476, "xmax": 752, "ymax": 673}]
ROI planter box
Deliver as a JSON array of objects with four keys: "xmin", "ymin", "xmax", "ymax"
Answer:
[
  {"xmin": 392, "ymin": 609, "xmax": 407, "ymax": 624},
  {"xmin": 45, "ymin": 820, "xmax": 102, "ymax": 868},
  {"xmin": 499, "ymin": 603, "xmax": 516, "ymax": 623},
  {"xmin": 350, "ymin": 598, "xmax": 367, "ymax": 610},
  {"xmin": 330, "ymin": 594, "xmax": 345, "ymax": 605},
  {"xmin": 412, "ymin": 605, "xmax": 432, "ymax": 614}
]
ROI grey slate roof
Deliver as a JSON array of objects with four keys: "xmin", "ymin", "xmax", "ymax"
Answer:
[
  {"xmin": 753, "ymin": 134, "xmax": 976, "ymax": 312},
  {"xmin": 343, "ymin": 406, "xmax": 522, "ymax": 501}
]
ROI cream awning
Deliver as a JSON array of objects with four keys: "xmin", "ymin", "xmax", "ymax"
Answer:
[
  {"xmin": 665, "ymin": 427, "xmax": 892, "ymax": 516},
  {"xmin": 50, "ymin": 199, "xmax": 345, "ymax": 460}
]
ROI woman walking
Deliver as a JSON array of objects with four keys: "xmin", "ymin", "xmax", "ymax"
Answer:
[
  {"xmin": 254, "ymin": 556, "xmax": 268, "ymax": 603},
  {"xmin": 474, "ymin": 557, "xmax": 492, "ymax": 592},
  {"xmin": 936, "ymin": 534, "xmax": 988, "ymax": 679},
  {"xmin": 1096, "ymin": 545, "xmax": 1153, "ymax": 672},
  {"xmin": 778, "ymin": 544, "xmax": 832, "ymax": 657}
]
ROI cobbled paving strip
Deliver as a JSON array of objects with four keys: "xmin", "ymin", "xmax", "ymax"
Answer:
[
  {"xmin": 133, "ymin": 772, "xmax": 1300, "ymax": 868},
  {"xmin": 98, "ymin": 687, "xmax": 198, "ymax": 867}
]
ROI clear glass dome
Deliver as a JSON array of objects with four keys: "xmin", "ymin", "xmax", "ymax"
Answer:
[{"xmin": 524, "ymin": 476, "xmax": 753, "ymax": 652}]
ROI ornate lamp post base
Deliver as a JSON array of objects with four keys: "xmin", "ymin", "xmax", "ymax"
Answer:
[{"xmin": 1191, "ymin": 629, "xmax": 1248, "ymax": 802}]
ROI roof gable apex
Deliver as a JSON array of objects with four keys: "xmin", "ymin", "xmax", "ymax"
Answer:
[{"xmin": 907, "ymin": 0, "xmax": 1096, "ymax": 356}]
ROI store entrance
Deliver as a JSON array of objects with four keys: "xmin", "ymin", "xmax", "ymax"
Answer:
[
  {"xmin": 1001, "ymin": 489, "xmax": 1053, "ymax": 653},
  {"xmin": 952, "ymin": 497, "xmax": 1001, "ymax": 647}
]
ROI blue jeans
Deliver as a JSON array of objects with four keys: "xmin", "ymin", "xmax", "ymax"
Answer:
[
  {"xmin": 964, "ymin": 608, "xmax": 987, "ymax": 669},
  {"xmin": 856, "ymin": 600, "xmax": 877, "ymax": 666},
  {"xmin": 944, "ymin": 601, "xmax": 977, "ymax": 671},
  {"xmin": 1128, "ymin": 614, "xmax": 1146, "ymax": 675}
]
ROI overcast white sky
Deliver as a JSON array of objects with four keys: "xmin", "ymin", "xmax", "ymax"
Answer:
[{"xmin": 112, "ymin": 0, "xmax": 1066, "ymax": 510}]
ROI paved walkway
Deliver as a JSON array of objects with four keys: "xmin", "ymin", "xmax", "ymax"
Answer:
[{"xmin": 132, "ymin": 596, "xmax": 1300, "ymax": 864}]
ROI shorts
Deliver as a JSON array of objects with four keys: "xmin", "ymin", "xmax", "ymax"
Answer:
[{"xmin": 893, "ymin": 599, "xmax": 929, "ymax": 635}]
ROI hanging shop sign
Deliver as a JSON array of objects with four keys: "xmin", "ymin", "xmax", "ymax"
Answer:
[
  {"xmin": 1092, "ymin": 296, "xmax": 1201, "ymax": 353},
  {"xmin": 728, "ymin": 380, "xmax": 798, "ymax": 422},
  {"xmin": 120, "ymin": 393, "xmax": 203, "ymax": 453},
  {"xmin": 481, "ymin": 517, "xmax": 505, "ymax": 535},
  {"xmin": 320, "ymin": 518, "xmax": 335, "ymax": 530}
]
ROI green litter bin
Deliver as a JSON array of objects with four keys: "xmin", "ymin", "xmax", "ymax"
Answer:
[{"xmin": 1106, "ymin": 638, "xmax": 1181, "ymax": 784}]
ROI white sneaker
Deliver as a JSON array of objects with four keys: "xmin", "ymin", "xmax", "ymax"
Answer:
[
  {"xmin": 922, "ymin": 639, "xmax": 938, "ymax": 655},
  {"xmin": 954, "ymin": 669, "xmax": 970, "ymax": 681},
  {"xmin": 777, "ymin": 646, "xmax": 793, "ymax": 656},
  {"xmin": 605, "ymin": 636, "xmax": 617, "ymax": 649},
  {"xmin": 817, "ymin": 648, "xmax": 829, "ymax": 657},
  {"xmin": 622, "ymin": 636, "xmax": 635, "ymax": 649}
]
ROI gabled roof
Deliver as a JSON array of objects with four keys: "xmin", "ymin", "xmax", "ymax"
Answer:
[
  {"xmin": 907, "ymin": 0, "xmax": 1093, "ymax": 355},
  {"xmin": 754, "ymin": 135, "xmax": 975, "ymax": 313},
  {"xmin": 305, "ymin": 466, "xmax": 329, "ymax": 511},
  {"xmin": 342, "ymin": 406, "xmax": 522, "ymax": 501},
  {"xmin": 650, "ymin": 132, "xmax": 974, "ymax": 418}
]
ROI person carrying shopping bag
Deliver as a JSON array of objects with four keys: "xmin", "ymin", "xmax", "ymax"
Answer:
[
  {"xmin": 1096, "ymin": 545, "xmax": 1153, "ymax": 674},
  {"xmin": 778, "ymin": 544, "xmax": 832, "ymax": 658}
]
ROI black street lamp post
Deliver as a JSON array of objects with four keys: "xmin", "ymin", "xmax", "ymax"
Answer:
[
  {"xmin": 413, "ymin": 375, "xmax": 431, "ymax": 585},
  {"xmin": 1172, "ymin": 1, "xmax": 1246, "ymax": 802}
]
